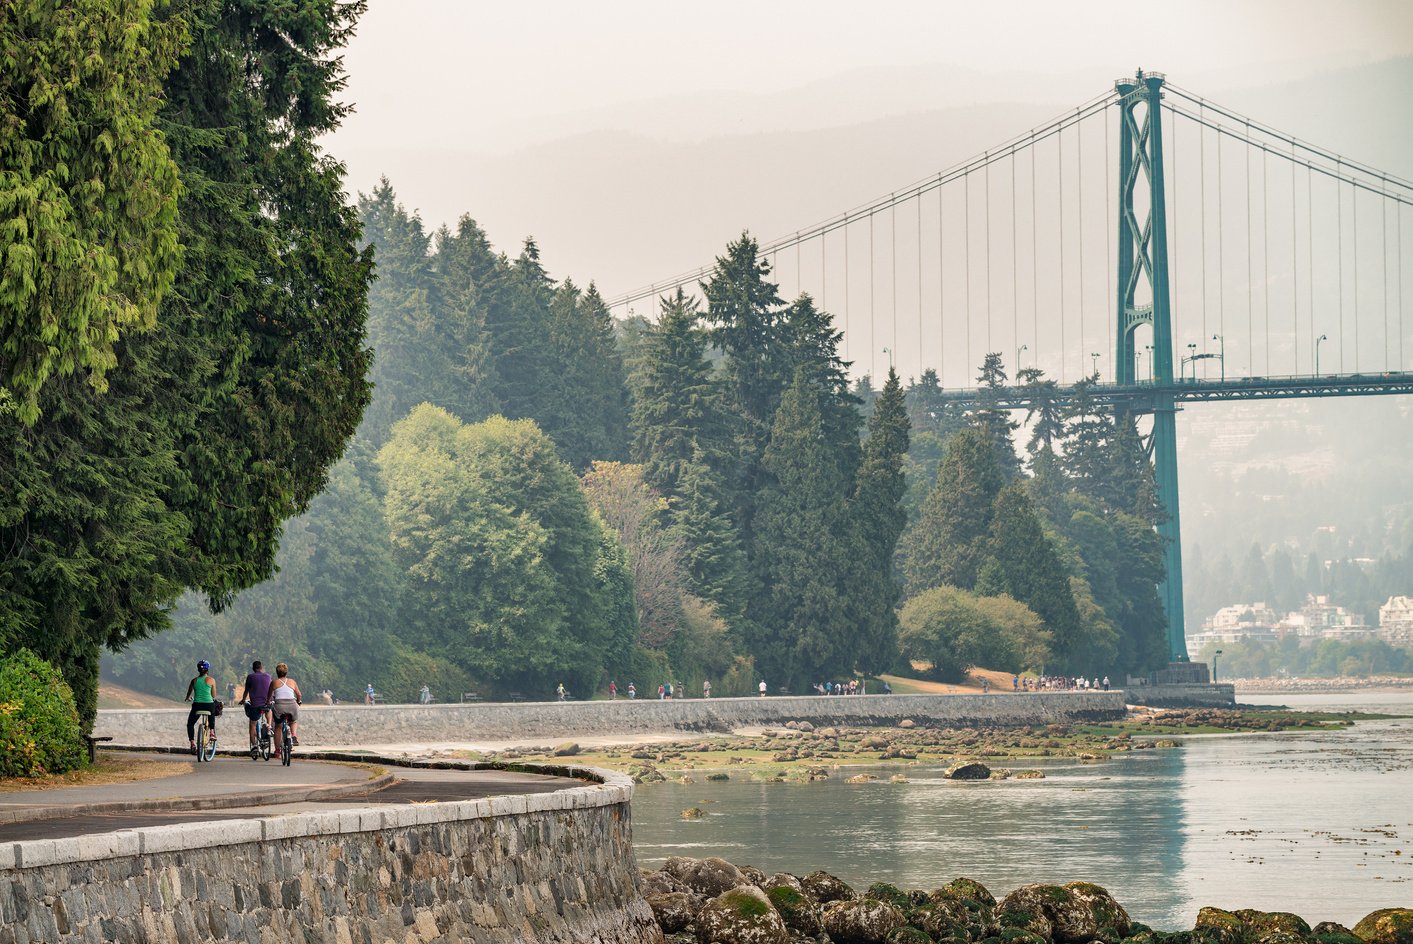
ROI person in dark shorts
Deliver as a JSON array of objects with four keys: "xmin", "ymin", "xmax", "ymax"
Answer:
[
  {"xmin": 184, "ymin": 660, "xmax": 218, "ymax": 752},
  {"xmin": 240, "ymin": 661, "xmax": 274, "ymax": 749}
]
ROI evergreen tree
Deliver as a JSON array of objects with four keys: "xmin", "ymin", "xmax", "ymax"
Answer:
[
  {"xmin": 701, "ymin": 233, "xmax": 788, "ymax": 427},
  {"xmin": 750, "ymin": 370, "xmax": 857, "ymax": 685},
  {"xmin": 541, "ymin": 281, "xmax": 630, "ymax": 468},
  {"xmin": 968, "ymin": 353, "xmax": 1021, "ymax": 479},
  {"xmin": 983, "ymin": 484, "xmax": 1085, "ymax": 669},
  {"xmin": 905, "ymin": 368, "xmax": 964, "ymax": 440},
  {"xmin": 900, "ymin": 427, "xmax": 1005, "ymax": 596},
  {"xmin": 850, "ymin": 368, "xmax": 911, "ymax": 673},
  {"xmin": 781, "ymin": 293, "xmax": 862, "ymax": 469},
  {"xmin": 670, "ymin": 457, "xmax": 750, "ymax": 629},
  {"xmin": 0, "ymin": 0, "xmax": 185, "ymax": 424}
]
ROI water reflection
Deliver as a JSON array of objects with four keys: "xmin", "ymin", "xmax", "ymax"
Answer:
[
  {"xmin": 631, "ymin": 698, "xmax": 1413, "ymax": 927},
  {"xmin": 633, "ymin": 748, "xmax": 1191, "ymax": 924}
]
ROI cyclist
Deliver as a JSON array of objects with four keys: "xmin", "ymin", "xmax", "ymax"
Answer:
[
  {"xmin": 184, "ymin": 660, "xmax": 219, "ymax": 754},
  {"xmin": 270, "ymin": 662, "xmax": 303, "ymax": 756},
  {"xmin": 240, "ymin": 660, "xmax": 274, "ymax": 752}
]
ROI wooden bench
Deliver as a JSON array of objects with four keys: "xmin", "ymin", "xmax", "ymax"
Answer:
[
  {"xmin": 460, "ymin": 692, "xmax": 483, "ymax": 703},
  {"xmin": 83, "ymin": 734, "xmax": 113, "ymax": 764}
]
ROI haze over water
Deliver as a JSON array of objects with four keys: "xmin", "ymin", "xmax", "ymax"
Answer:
[{"xmin": 631, "ymin": 692, "xmax": 1413, "ymax": 928}]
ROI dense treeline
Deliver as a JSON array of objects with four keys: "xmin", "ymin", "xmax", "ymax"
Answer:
[
  {"xmin": 107, "ymin": 183, "xmax": 1175, "ymax": 701},
  {"xmin": 1194, "ymin": 636, "xmax": 1413, "ymax": 679},
  {"xmin": 1, "ymin": 0, "xmax": 374, "ymax": 728}
]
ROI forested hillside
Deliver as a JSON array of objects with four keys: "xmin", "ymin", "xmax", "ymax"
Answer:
[{"xmin": 106, "ymin": 183, "xmax": 1173, "ymax": 701}]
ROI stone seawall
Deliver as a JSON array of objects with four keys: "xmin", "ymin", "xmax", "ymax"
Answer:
[
  {"xmin": 95, "ymin": 692, "xmax": 1127, "ymax": 748},
  {"xmin": 1125, "ymin": 683, "xmax": 1236, "ymax": 708},
  {"xmin": 0, "ymin": 766, "xmax": 661, "ymax": 944}
]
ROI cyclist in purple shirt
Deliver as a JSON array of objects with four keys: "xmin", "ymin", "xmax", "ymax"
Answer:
[{"xmin": 240, "ymin": 661, "xmax": 274, "ymax": 750}]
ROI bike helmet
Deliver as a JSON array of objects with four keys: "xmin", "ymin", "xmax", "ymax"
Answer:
[{"xmin": 197, "ymin": 660, "xmax": 210, "ymax": 673}]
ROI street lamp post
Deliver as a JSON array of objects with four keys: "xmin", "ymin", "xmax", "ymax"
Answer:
[
  {"xmin": 1016, "ymin": 344, "xmax": 1028, "ymax": 372},
  {"xmin": 1212, "ymin": 649, "xmax": 1224, "ymax": 683},
  {"xmin": 1090, "ymin": 352, "xmax": 1100, "ymax": 377},
  {"xmin": 1315, "ymin": 334, "xmax": 1328, "ymax": 375},
  {"xmin": 1212, "ymin": 333, "xmax": 1225, "ymax": 381},
  {"xmin": 882, "ymin": 347, "xmax": 894, "ymax": 371},
  {"xmin": 1135, "ymin": 349, "xmax": 1144, "ymax": 382},
  {"xmin": 1144, "ymin": 344, "xmax": 1154, "ymax": 382}
]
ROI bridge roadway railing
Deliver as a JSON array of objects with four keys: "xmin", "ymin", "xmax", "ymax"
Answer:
[
  {"xmin": 933, "ymin": 371, "xmax": 1413, "ymax": 410},
  {"xmin": 94, "ymin": 691, "xmax": 1130, "ymax": 748}
]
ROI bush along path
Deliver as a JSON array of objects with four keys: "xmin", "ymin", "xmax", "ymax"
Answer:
[{"xmin": 640, "ymin": 856, "xmax": 1413, "ymax": 944}]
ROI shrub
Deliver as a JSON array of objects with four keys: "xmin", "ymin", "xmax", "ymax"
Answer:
[{"xmin": 0, "ymin": 649, "xmax": 86, "ymax": 777}]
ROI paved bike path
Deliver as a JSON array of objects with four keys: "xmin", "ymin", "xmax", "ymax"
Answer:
[{"xmin": 0, "ymin": 756, "xmax": 583, "ymax": 843}]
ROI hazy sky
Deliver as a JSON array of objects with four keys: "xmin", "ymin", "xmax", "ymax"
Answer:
[{"xmin": 328, "ymin": 0, "xmax": 1413, "ymax": 156}]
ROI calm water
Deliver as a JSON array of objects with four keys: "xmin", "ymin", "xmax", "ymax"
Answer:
[{"xmin": 630, "ymin": 692, "xmax": 1413, "ymax": 928}]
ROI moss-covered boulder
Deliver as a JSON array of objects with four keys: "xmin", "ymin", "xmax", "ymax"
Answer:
[
  {"xmin": 1193, "ymin": 907, "xmax": 1249, "ymax": 944},
  {"xmin": 1312, "ymin": 922, "xmax": 1363, "ymax": 944},
  {"xmin": 943, "ymin": 878, "xmax": 997, "ymax": 908},
  {"xmin": 823, "ymin": 898, "xmax": 908, "ymax": 944},
  {"xmin": 1354, "ymin": 909, "xmax": 1413, "ymax": 944},
  {"xmin": 946, "ymin": 762, "xmax": 993, "ymax": 780},
  {"xmin": 1245, "ymin": 913, "xmax": 1311, "ymax": 942},
  {"xmin": 802, "ymin": 870, "xmax": 858, "ymax": 904},
  {"xmin": 889, "ymin": 927, "xmax": 934, "ymax": 944},
  {"xmin": 1064, "ymin": 882, "xmax": 1132, "ymax": 938},
  {"xmin": 865, "ymin": 882, "xmax": 913, "ymax": 911},
  {"xmin": 998, "ymin": 884, "xmax": 1098, "ymax": 942},
  {"xmin": 666, "ymin": 856, "xmax": 749, "ymax": 899},
  {"xmin": 925, "ymin": 888, "xmax": 998, "ymax": 942},
  {"xmin": 650, "ymin": 891, "xmax": 703, "ymax": 934},
  {"xmin": 765, "ymin": 882, "xmax": 822, "ymax": 936},
  {"xmin": 740, "ymin": 864, "xmax": 768, "ymax": 886},
  {"xmin": 695, "ymin": 885, "xmax": 789, "ymax": 944}
]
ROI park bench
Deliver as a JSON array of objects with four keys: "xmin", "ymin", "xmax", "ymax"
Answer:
[
  {"xmin": 461, "ymin": 692, "xmax": 483, "ymax": 703},
  {"xmin": 83, "ymin": 734, "xmax": 113, "ymax": 764}
]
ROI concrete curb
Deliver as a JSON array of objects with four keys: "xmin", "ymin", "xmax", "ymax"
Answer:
[
  {"xmin": 1, "ymin": 758, "xmax": 625, "ymax": 873},
  {"xmin": 0, "ymin": 765, "xmax": 396, "ymax": 826}
]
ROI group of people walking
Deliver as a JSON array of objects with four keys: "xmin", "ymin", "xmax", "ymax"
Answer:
[
  {"xmin": 185, "ymin": 659, "xmax": 303, "ymax": 757},
  {"xmin": 1011, "ymin": 674, "xmax": 1111, "ymax": 692}
]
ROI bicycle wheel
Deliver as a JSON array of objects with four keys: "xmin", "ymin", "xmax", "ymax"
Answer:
[
  {"xmin": 260, "ymin": 722, "xmax": 272, "ymax": 762},
  {"xmin": 195, "ymin": 717, "xmax": 208, "ymax": 762},
  {"xmin": 280, "ymin": 721, "xmax": 292, "ymax": 766},
  {"xmin": 201, "ymin": 716, "xmax": 217, "ymax": 762}
]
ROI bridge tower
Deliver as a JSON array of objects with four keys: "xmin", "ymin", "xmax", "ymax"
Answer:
[{"xmin": 1114, "ymin": 71, "xmax": 1190, "ymax": 665}]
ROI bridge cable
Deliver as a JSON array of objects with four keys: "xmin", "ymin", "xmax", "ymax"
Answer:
[
  {"xmin": 1012, "ymin": 145, "xmax": 1018, "ymax": 369},
  {"xmin": 1263, "ymin": 148, "xmax": 1270, "ymax": 376},
  {"xmin": 1307, "ymin": 161, "xmax": 1315, "ymax": 373},
  {"xmin": 1246, "ymin": 122, "xmax": 1254, "ymax": 377},
  {"xmin": 1384, "ymin": 186, "xmax": 1389, "ymax": 372},
  {"xmin": 986, "ymin": 156, "xmax": 992, "ymax": 357},
  {"xmin": 1079, "ymin": 113, "xmax": 1086, "ymax": 380},
  {"xmin": 1218, "ymin": 125, "xmax": 1225, "ymax": 374},
  {"xmin": 938, "ymin": 180, "xmax": 945, "ymax": 384},
  {"xmin": 1165, "ymin": 85, "xmax": 1413, "ymax": 193},
  {"xmin": 1106, "ymin": 107, "xmax": 1113, "ymax": 379},
  {"xmin": 965, "ymin": 170, "xmax": 972, "ymax": 376},
  {"xmin": 870, "ymin": 211, "xmax": 876, "ymax": 377},
  {"xmin": 1200, "ymin": 103, "xmax": 1208, "ymax": 373},
  {"xmin": 1059, "ymin": 122, "xmax": 1066, "ymax": 383},
  {"xmin": 892, "ymin": 200, "xmax": 898, "ymax": 364},
  {"xmin": 918, "ymin": 189, "xmax": 924, "ymax": 373},
  {"xmin": 1292, "ymin": 139, "xmax": 1300, "ymax": 376},
  {"xmin": 1033, "ymin": 132, "xmax": 1041, "ymax": 378},
  {"xmin": 844, "ymin": 217, "xmax": 850, "ymax": 363},
  {"xmin": 1338, "ymin": 162, "xmax": 1345, "ymax": 373},
  {"xmin": 1354, "ymin": 177, "xmax": 1360, "ymax": 373},
  {"xmin": 1170, "ymin": 104, "xmax": 1178, "ymax": 355}
]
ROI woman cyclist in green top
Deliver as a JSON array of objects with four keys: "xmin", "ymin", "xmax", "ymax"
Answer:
[{"xmin": 185, "ymin": 660, "xmax": 219, "ymax": 753}]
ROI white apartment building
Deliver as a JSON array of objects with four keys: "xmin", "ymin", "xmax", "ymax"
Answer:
[
  {"xmin": 1379, "ymin": 595, "xmax": 1413, "ymax": 647},
  {"xmin": 1191, "ymin": 594, "xmax": 1375, "ymax": 647}
]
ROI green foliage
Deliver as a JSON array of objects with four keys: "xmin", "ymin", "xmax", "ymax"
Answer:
[
  {"xmin": 717, "ymin": 655, "xmax": 759, "ymax": 698},
  {"xmin": 900, "ymin": 427, "xmax": 1004, "ymax": 596},
  {"xmin": 378, "ymin": 407, "xmax": 631, "ymax": 694},
  {"xmin": 851, "ymin": 368, "xmax": 911, "ymax": 673},
  {"xmin": 0, "ymin": 0, "xmax": 185, "ymax": 424},
  {"xmin": 1194, "ymin": 636, "xmax": 1413, "ymax": 679},
  {"xmin": 899, "ymin": 586, "xmax": 1050, "ymax": 682},
  {"xmin": 0, "ymin": 648, "xmax": 85, "ymax": 777}
]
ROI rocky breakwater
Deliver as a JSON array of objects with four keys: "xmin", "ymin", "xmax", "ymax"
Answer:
[{"xmin": 638, "ymin": 856, "xmax": 1413, "ymax": 944}]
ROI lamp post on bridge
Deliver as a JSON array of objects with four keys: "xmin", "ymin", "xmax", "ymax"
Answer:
[
  {"xmin": 1090, "ymin": 352, "xmax": 1100, "ymax": 378},
  {"xmin": 1145, "ymin": 345, "xmax": 1154, "ymax": 382},
  {"xmin": 1183, "ymin": 342, "xmax": 1197, "ymax": 382},
  {"xmin": 1016, "ymin": 344, "xmax": 1027, "ymax": 372},
  {"xmin": 1315, "ymin": 334, "xmax": 1328, "ymax": 376},
  {"xmin": 1212, "ymin": 649, "xmax": 1223, "ymax": 683},
  {"xmin": 1212, "ymin": 334, "xmax": 1225, "ymax": 382},
  {"xmin": 1135, "ymin": 349, "xmax": 1144, "ymax": 383},
  {"xmin": 882, "ymin": 347, "xmax": 894, "ymax": 371}
]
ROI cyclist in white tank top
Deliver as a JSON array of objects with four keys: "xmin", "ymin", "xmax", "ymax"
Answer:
[{"xmin": 270, "ymin": 662, "xmax": 302, "ymax": 753}]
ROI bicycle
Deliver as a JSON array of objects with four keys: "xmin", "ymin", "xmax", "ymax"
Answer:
[
  {"xmin": 277, "ymin": 712, "xmax": 294, "ymax": 767},
  {"xmin": 193, "ymin": 709, "xmax": 217, "ymax": 763},
  {"xmin": 250, "ymin": 709, "xmax": 273, "ymax": 762}
]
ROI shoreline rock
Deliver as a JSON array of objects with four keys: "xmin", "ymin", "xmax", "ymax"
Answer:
[{"xmin": 640, "ymin": 857, "xmax": 1409, "ymax": 944}]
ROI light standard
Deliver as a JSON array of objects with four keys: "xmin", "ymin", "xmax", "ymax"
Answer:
[
  {"xmin": 1183, "ymin": 342, "xmax": 1197, "ymax": 381},
  {"xmin": 1090, "ymin": 352, "xmax": 1100, "ymax": 377},
  {"xmin": 1016, "ymin": 344, "xmax": 1028, "ymax": 371},
  {"xmin": 1212, "ymin": 649, "xmax": 1224, "ymax": 683},
  {"xmin": 882, "ymin": 347, "xmax": 894, "ymax": 371},
  {"xmin": 1144, "ymin": 344, "xmax": 1154, "ymax": 382},
  {"xmin": 1315, "ymin": 334, "xmax": 1328, "ymax": 375},
  {"xmin": 1212, "ymin": 333, "xmax": 1225, "ymax": 381},
  {"xmin": 1135, "ymin": 349, "xmax": 1144, "ymax": 383}
]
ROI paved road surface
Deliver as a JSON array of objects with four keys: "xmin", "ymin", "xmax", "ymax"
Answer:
[{"xmin": 0, "ymin": 756, "xmax": 583, "ymax": 843}]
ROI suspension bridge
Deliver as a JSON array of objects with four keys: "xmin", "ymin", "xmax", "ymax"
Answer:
[{"xmin": 606, "ymin": 70, "xmax": 1413, "ymax": 672}]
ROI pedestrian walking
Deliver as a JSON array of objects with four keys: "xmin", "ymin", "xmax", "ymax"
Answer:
[
  {"xmin": 609, "ymin": 680, "xmax": 618, "ymax": 699},
  {"xmin": 758, "ymin": 679, "xmax": 767, "ymax": 697},
  {"xmin": 627, "ymin": 682, "xmax": 637, "ymax": 699},
  {"xmin": 556, "ymin": 682, "xmax": 566, "ymax": 701},
  {"xmin": 703, "ymin": 680, "xmax": 711, "ymax": 698}
]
